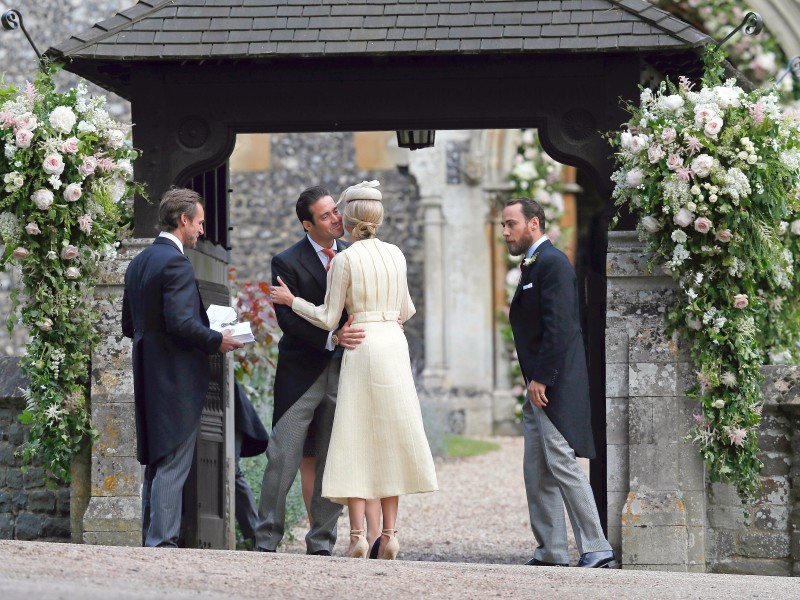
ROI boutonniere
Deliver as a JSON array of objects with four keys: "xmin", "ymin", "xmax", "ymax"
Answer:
[{"xmin": 523, "ymin": 255, "xmax": 538, "ymax": 267}]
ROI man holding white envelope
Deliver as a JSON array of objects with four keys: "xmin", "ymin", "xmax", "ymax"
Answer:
[{"xmin": 503, "ymin": 198, "xmax": 617, "ymax": 569}]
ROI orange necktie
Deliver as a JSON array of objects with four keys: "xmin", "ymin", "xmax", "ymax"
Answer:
[{"xmin": 322, "ymin": 248, "xmax": 336, "ymax": 271}]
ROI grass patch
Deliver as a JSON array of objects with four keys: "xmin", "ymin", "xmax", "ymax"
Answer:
[{"xmin": 445, "ymin": 435, "xmax": 500, "ymax": 458}]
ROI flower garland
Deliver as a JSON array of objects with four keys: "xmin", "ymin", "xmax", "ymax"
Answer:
[
  {"xmin": 609, "ymin": 47, "xmax": 800, "ymax": 498},
  {"xmin": 0, "ymin": 64, "xmax": 141, "ymax": 482},
  {"xmin": 504, "ymin": 129, "xmax": 568, "ymax": 420}
]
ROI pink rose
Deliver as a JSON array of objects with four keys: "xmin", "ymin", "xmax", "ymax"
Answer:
[
  {"xmin": 661, "ymin": 127, "xmax": 677, "ymax": 144},
  {"xmin": 63, "ymin": 183, "xmax": 82, "ymax": 203},
  {"xmin": 15, "ymin": 112, "xmax": 37, "ymax": 131},
  {"xmin": 38, "ymin": 318, "xmax": 53, "ymax": 332},
  {"xmin": 62, "ymin": 137, "xmax": 80, "ymax": 154},
  {"xmin": 12, "ymin": 247, "xmax": 29, "ymax": 259},
  {"xmin": 666, "ymin": 154, "xmax": 683, "ymax": 171},
  {"xmin": 42, "ymin": 153, "xmax": 65, "ymax": 176},
  {"xmin": 694, "ymin": 217, "xmax": 712, "ymax": 234},
  {"xmin": 704, "ymin": 116, "xmax": 723, "ymax": 139},
  {"xmin": 61, "ymin": 245, "xmax": 79, "ymax": 261},
  {"xmin": 77, "ymin": 214, "xmax": 93, "ymax": 234},
  {"xmin": 96, "ymin": 157, "xmax": 115, "ymax": 173},
  {"xmin": 65, "ymin": 266, "xmax": 81, "ymax": 280},
  {"xmin": 15, "ymin": 129, "xmax": 33, "ymax": 148},
  {"xmin": 733, "ymin": 294, "xmax": 749, "ymax": 309},
  {"xmin": 79, "ymin": 156, "xmax": 97, "ymax": 177},
  {"xmin": 647, "ymin": 145, "xmax": 665, "ymax": 163},
  {"xmin": 716, "ymin": 229, "xmax": 732, "ymax": 243},
  {"xmin": 25, "ymin": 222, "xmax": 41, "ymax": 235}
]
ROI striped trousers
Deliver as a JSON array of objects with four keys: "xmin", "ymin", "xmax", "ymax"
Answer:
[
  {"xmin": 523, "ymin": 401, "xmax": 611, "ymax": 564},
  {"xmin": 141, "ymin": 427, "xmax": 198, "ymax": 547}
]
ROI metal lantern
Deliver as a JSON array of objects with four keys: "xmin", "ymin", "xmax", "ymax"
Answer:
[{"xmin": 396, "ymin": 130, "xmax": 435, "ymax": 151}]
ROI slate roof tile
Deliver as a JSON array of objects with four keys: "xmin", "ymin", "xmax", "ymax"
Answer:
[{"xmin": 48, "ymin": 0, "xmax": 712, "ymax": 62}]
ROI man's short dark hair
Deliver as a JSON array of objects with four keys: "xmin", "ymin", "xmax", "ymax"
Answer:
[
  {"xmin": 296, "ymin": 186, "xmax": 332, "ymax": 227},
  {"xmin": 507, "ymin": 197, "xmax": 546, "ymax": 232},
  {"xmin": 158, "ymin": 188, "xmax": 204, "ymax": 232}
]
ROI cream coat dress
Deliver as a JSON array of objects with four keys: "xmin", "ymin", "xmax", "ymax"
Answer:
[{"xmin": 292, "ymin": 238, "xmax": 438, "ymax": 504}]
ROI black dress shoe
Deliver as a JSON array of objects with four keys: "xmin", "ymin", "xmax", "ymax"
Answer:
[
  {"xmin": 577, "ymin": 550, "xmax": 619, "ymax": 568},
  {"xmin": 368, "ymin": 538, "xmax": 380, "ymax": 559},
  {"xmin": 307, "ymin": 549, "xmax": 331, "ymax": 556},
  {"xmin": 525, "ymin": 557, "xmax": 569, "ymax": 567}
]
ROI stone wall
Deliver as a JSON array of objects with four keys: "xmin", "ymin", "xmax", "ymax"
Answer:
[
  {"xmin": 0, "ymin": 357, "xmax": 70, "ymax": 542},
  {"xmin": 607, "ymin": 231, "xmax": 799, "ymax": 576},
  {"xmin": 706, "ymin": 367, "xmax": 799, "ymax": 577}
]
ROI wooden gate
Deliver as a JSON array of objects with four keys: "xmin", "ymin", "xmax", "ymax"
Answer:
[{"xmin": 181, "ymin": 163, "xmax": 232, "ymax": 548}]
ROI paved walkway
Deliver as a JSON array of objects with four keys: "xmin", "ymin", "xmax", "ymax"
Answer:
[{"xmin": 1, "ymin": 437, "xmax": 798, "ymax": 599}]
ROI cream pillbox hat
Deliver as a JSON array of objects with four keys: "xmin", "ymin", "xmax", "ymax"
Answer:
[{"xmin": 338, "ymin": 180, "xmax": 382, "ymax": 204}]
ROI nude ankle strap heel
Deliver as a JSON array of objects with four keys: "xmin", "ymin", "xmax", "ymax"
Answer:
[
  {"xmin": 348, "ymin": 529, "xmax": 369, "ymax": 558},
  {"xmin": 379, "ymin": 528, "xmax": 399, "ymax": 560}
]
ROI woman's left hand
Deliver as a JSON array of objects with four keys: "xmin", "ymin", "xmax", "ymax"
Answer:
[{"xmin": 270, "ymin": 276, "xmax": 295, "ymax": 306}]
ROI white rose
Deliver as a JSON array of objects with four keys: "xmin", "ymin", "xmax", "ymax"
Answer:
[
  {"xmin": 49, "ymin": 106, "xmax": 77, "ymax": 134},
  {"xmin": 686, "ymin": 316, "xmax": 702, "ymax": 331},
  {"xmin": 63, "ymin": 183, "xmax": 82, "ymax": 203},
  {"xmin": 691, "ymin": 154, "xmax": 714, "ymax": 178},
  {"xmin": 673, "ymin": 207, "xmax": 695, "ymax": 228},
  {"xmin": 660, "ymin": 94, "xmax": 684, "ymax": 112},
  {"xmin": 640, "ymin": 216, "xmax": 662, "ymax": 233},
  {"xmin": 42, "ymin": 153, "xmax": 65, "ymax": 176},
  {"xmin": 747, "ymin": 154, "xmax": 758, "ymax": 165},
  {"xmin": 106, "ymin": 129, "xmax": 125, "ymax": 149},
  {"xmin": 714, "ymin": 86, "xmax": 742, "ymax": 109},
  {"xmin": 791, "ymin": 220, "xmax": 800, "ymax": 236},
  {"xmin": 65, "ymin": 266, "xmax": 81, "ymax": 280},
  {"xmin": 779, "ymin": 221, "xmax": 789, "ymax": 236},
  {"xmin": 626, "ymin": 169, "xmax": 643, "ymax": 188},
  {"xmin": 713, "ymin": 399, "xmax": 725, "ymax": 409},
  {"xmin": 661, "ymin": 127, "xmax": 677, "ymax": 144},
  {"xmin": 629, "ymin": 134, "xmax": 649, "ymax": 153},
  {"xmin": 116, "ymin": 159, "xmax": 133, "ymax": 178},
  {"xmin": 31, "ymin": 188, "xmax": 54, "ymax": 210}
]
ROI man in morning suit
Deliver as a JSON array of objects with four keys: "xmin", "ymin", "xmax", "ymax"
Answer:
[
  {"xmin": 254, "ymin": 186, "xmax": 364, "ymax": 554},
  {"xmin": 503, "ymin": 198, "xmax": 618, "ymax": 569},
  {"xmin": 122, "ymin": 188, "xmax": 243, "ymax": 547}
]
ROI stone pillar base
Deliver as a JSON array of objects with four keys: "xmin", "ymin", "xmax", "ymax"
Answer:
[{"xmin": 82, "ymin": 496, "xmax": 141, "ymax": 546}]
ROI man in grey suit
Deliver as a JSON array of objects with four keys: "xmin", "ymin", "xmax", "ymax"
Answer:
[
  {"xmin": 503, "ymin": 198, "xmax": 618, "ymax": 569},
  {"xmin": 122, "ymin": 188, "xmax": 243, "ymax": 547},
  {"xmin": 254, "ymin": 186, "xmax": 364, "ymax": 554}
]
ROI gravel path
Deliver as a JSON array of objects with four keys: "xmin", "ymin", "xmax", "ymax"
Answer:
[
  {"xmin": 1, "ymin": 438, "xmax": 799, "ymax": 599},
  {"xmin": 281, "ymin": 436, "xmax": 583, "ymax": 564}
]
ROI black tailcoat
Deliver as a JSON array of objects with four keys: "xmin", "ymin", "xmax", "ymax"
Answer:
[
  {"xmin": 122, "ymin": 237, "xmax": 222, "ymax": 466},
  {"xmin": 508, "ymin": 239, "xmax": 596, "ymax": 459},
  {"xmin": 271, "ymin": 237, "xmax": 348, "ymax": 427}
]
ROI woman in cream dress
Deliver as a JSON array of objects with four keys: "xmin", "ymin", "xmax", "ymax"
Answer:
[{"xmin": 271, "ymin": 181, "xmax": 438, "ymax": 560}]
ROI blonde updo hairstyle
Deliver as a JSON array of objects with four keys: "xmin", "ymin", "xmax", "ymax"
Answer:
[
  {"xmin": 340, "ymin": 181, "xmax": 384, "ymax": 241},
  {"xmin": 344, "ymin": 198, "xmax": 383, "ymax": 241}
]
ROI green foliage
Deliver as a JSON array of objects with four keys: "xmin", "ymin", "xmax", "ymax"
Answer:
[
  {"xmin": 609, "ymin": 49, "xmax": 800, "ymax": 499},
  {"xmin": 0, "ymin": 62, "xmax": 143, "ymax": 482}
]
